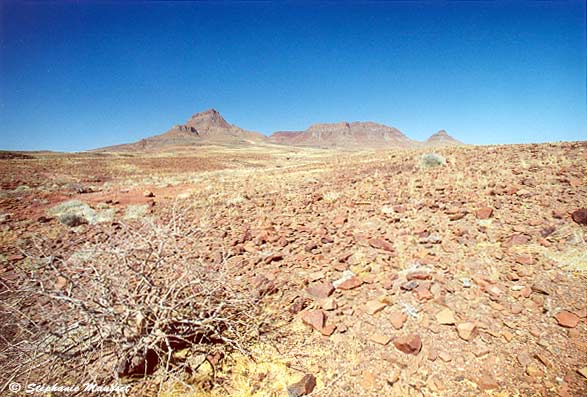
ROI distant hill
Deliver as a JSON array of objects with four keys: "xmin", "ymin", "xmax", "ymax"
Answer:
[
  {"xmin": 95, "ymin": 109, "xmax": 265, "ymax": 151},
  {"xmin": 95, "ymin": 109, "xmax": 464, "ymax": 151},
  {"xmin": 425, "ymin": 130, "xmax": 462, "ymax": 147},
  {"xmin": 268, "ymin": 121, "xmax": 415, "ymax": 149}
]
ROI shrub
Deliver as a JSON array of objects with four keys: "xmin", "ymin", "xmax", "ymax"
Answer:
[
  {"xmin": 419, "ymin": 153, "xmax": 446, "ymax": 168},
  {"xmin": 1, "ymin": 213, "xmax": 263, "ymax": 388}
]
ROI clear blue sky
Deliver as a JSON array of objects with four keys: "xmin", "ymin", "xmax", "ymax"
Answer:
[{"xmin": 1, "ymin": 1, "xmax": 585, "ymax": 151}]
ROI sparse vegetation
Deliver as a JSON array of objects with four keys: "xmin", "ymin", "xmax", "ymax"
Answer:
[
  {"xmin": 419, "ymin": 152, "xmax": 446, "ymax": 168},
  {"xmin": 1, "ymin": 211, "xmax": 266, "ymax": 391}
]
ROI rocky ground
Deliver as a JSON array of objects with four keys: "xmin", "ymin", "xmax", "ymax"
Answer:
[{"xmin": 1, "ymin": 142, "xmax": 586, "ymax": 396}]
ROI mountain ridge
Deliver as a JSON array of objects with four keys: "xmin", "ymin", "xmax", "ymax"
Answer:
[{"xmin": 95, "ymin": 109, "xmax": 463, "ymax": 151}]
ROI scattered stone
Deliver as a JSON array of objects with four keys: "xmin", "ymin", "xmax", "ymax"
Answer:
[
  {"xmin": 571, "ymin": 208, "xmax": 587, "ymax": 225},
  {"xmin": 321, "ymin": 297, "xmax": 337, "ymax": 311},
  {"xmin": 306, "ymin": 281, "xmax": 334, "ymax": 299},
  {"xmin": 534, "ymin": 353, "xmax": 552, "ymax": 369},
  {"xmin": 510, "ymin": 303, "xmax": 524, "ymax": 314},
  {"xmin": 389, "ymin": 311, "xmax": 407, "ymax": 329},
  {"xmin": 457, "ymin": 322, "xmax": 477, "ymax": 341},
  {"xmin": 301, "ymin": 310, "xmax": 325, "ymax": 332},
  {"xmin": 333, "ymin": 270, "xmax": 363, "ymax": 290},
  {"xmin": 462, "ymin": 278, "xmax": 472, "ymax": 288},
  {"xmin": 473, "ymin": 345, "xmax": 490, "ymax": 357},
  {"xmin": 438, "ymin": 351, "xmax": 452, "ymax": 362},
  {"xmin": 436, "ymin": 308, "xmax": 456, "ymax": 325},
  {"xmin": 370, "ymin": 333, "xmax": 392, "ymax": 345},
  {"xmin": 502, "ymin": 330, "xmax": 514, "ymax": 342},
  {"xmin": 578, "ymin": 367, "xmax": 587, "ymax": 379},
  {"xmin": 364, "ymin": 300, "xmax": 387, "ymax": 315},
  {"xmin": 476, "ymin": 374, "xmax": 498, "ymax": 390},
  {"xmin": 368, "ymin": 238, "xmax": 394, "ymax": 252},
  {"xmin": 393, "ymin": 334, "xmax": 422, "ymax": 355},
  {"xmin": 400, "ymin": 280, "xmax": 419, "ymax": 291},
  {"xmin": 253, "ymin": 275, "xmax": 277, "ymax": 298},
  {"xmin": 406, "ymin": 271, "xmax": 431, "ymax": 281},
  {"xmin": 555, "ymin": 311, "xmax": 580, "ymax": 328},
  {"xmin": 476, "ymin": 207, "xmax": 493, "ymax": 220},
  {"xmin": 531, "ymin": 281, "xmax": 550, "ymax": 295},
  {"xmin": 320, "ymin": 324, "xmax": 336, "ymax": 336},
  {"xmin": 287, "ymin": 374, "xmax": 316, "ymax": 397},
  {"xmin": 515, "ymin": 254, "xmax": 534, "ymax": 265}
]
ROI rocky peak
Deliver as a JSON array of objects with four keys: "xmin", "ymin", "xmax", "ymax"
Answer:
[
  {"xmin": 186, "ymin": 108, "xmax": 231, "ymax": 130},
  {"xmin": 426, "ymin": 130, "xmax": 462, "ymax": 147}
]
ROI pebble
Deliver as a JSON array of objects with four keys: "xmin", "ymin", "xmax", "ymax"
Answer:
[
  {"xmin": 370, "ymin": 333, "xmax": 392, "ymax": 345},
  {"xmin": 476, "ymin": 207, "xmax": 493, "ymax": 219},
  {"xmin": 555, "ymin": 311, "xmax": 580, "ymax": 328},
  {"xmin": 389, "ymin": 311, "xmax": 407, "ymax": 329},
  {"xmin": 457, "ymin": 322, "xmax": 477, "ymax": 341},
  {"xmin": 393, "ymin": 334, "xmax": 422, "ymax": 355},
  {"xmin": 306, "ymin": 281, "xmax": 334, "ymax": 298},
  {"xmin": 436, "ymin": 308, "xmax": 456, "ymax": 325},
  {"xmin": 301, "ymin": 310, "xmax": 325, "ymax": 331},
  {"xmin": 287, "ymin": 374, "xmax": 316, "ymax": 397},
  {"xmin": 364, "ymin": 300, "xmax": 387, "ymax": 315}
]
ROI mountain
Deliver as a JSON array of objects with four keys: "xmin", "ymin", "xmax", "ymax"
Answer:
[
  {"xmin": 268, "ymin": 121, "xmax": 415, "ymax": 149},
  {"xmin": 425, "ymin": 130, "xmax": 462, "ymax": 147},
  {"xmin": 96, "ymin": 109, "xmax": 265, "ymax": 151},
  {"xmin": 95, "ymin": 109, "xmax": 464, "ymax": 152}
]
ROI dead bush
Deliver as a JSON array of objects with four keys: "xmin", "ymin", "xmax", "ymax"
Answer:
[{"xmin": 1, "ymin": 210, "xmax": 264, "ymax": 391}]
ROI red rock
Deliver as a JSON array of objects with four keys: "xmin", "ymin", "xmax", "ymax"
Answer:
[
  {"xmin": 555, "ymin": 311, "xmax": 580, "ymax": 328},
  {"xmin": 253, "ymin": 275, "xmax": 277, "ymax": 297},
  {"xmin": 509, "ymin": 234, "xmax": 531, "ymax": 245},
  {"xmin": 393, "ymin": 334, "xmax": 422, "ymax": 355},
  {"xmin": 287, "ymin": 374, "xmax": 316, "ymax": 397},
  {"xmin": 476, "ymin": 207, "xmax": 493, "ymax": 219},
  {"xmin": 306, "ymin": 281, "xmax": 334, "ymax": 299},
  {"xmin": 406, "ymin": 271, "xmax": 432, "ymax": 281},
  {"xmin": 301, "ymin": 310, "xmax": 325, "ymax": 331},
  {"xmin": 571, "ymin": 208, "xmax": 587, "ymax": 225},
  {"xmin": 510, "ymin": 303, "xmax": 524, "ymax": 314},
  {"xmin": 320, "ymin": 324, "xmax": 336, "ymax": 336},
  {"xmin": 414, "ymin": 283, "xmax": 433, "ymax": 301},
  {"xmin": 336, "ymin": 276, "xmax": 363, "ymax": 290},
  {"xmin": 368, "ymin": 238, "xmax": 394, "ymax": 252},
  {"xmin": 381, "ymin": 273, "xmax": 397, "ymax": 289}
]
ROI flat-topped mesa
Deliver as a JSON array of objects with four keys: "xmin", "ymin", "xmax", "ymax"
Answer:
[
  {"xmin": 270, "ymin": 121, "xmax": 415, "ymax": 148},
  {"xmin": 425, "ymin": 129, "xmax": 463, "ymax": 147}
]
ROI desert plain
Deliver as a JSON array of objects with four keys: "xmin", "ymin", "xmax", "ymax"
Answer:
[{"xmin": 0, "ymin": 118, "xmax": 586, "ymax": 396}]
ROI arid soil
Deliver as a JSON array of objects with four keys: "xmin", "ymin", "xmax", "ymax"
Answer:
[{"xmin": 1, "ymin": 142, "xmax": 586, "ymax": 396}]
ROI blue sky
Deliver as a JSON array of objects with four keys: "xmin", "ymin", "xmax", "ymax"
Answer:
[{"xmin": 1, "ymin": 0, "xmax": 585, "ymax": 151}]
